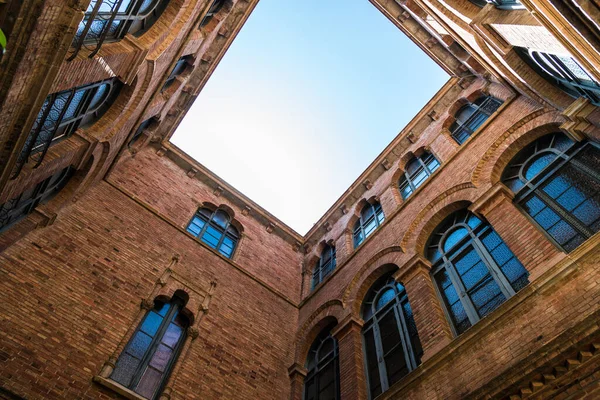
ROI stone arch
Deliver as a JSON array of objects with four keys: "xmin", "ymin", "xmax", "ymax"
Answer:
[
  {"xmin": 295, "ymin": 301, "xmax": 344, "ymax": 364},
  {"xmin": 155, "ymin": 282, "xmax": 203, "ymax": 326},
  {"xmin": 400, "ymin": 183, "xmax": 478, "ymax": 253},
  {"xmin": 349, "ymin": 262, "xmax": 401, "ymax": 317}
]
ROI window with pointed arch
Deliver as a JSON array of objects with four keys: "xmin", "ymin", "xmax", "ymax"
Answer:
[
  {"xmin": 362, "ymin": 273, "xmax": 422, "ymax": 398},
  {"xmin": 515, "ymin": 47, "xmax": 600, "ymax": 106},
  {"xmin": 449, "ymin": 96, "xmax": 503, "ymax": 145},
  {"xmin": 200, "ymin": 0, "xmax": 226, "ymax": 27},
  {"xmin": 110, "ymin": 294, "xmax": 190, "ymax": 400},
  {"xmin": 353, "ymin": 202, "xmax": 385, "ymax": 248},
  {"xmin": 311, "ymin": 244, "xmax": 337, "ymax": 290},
  {"xmin": 14, "ymin": 78, "xmax": 122, "ymax": 178},
  {"xmin": 398, "ymin": 151, "xmax": 440, "ymax": 200},
  {"xmin": 70, "ymin": 0, "xmax": 170, "ymax": 59},
  {"xmin": 502, "ymin": 132, "xmax": 600, "ymax": 252},
  {"xmin": 428, "ymin": 210, "xmax": 529, "ymax": 335},
  {"xmin": 186, "ymin": 207, "xmax": 239, "ymax": 258},
  {"xmin": 304, "ymin": 324, "xmax": 340, "ymax": 400}
]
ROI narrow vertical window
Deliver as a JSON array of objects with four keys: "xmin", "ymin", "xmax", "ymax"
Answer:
[
  {"xmin": 362, "ymin": 274, "xmax": 422, "ymax": 398},
  {"xmin": 162, "ymin": 55, "xmax": 193, "ymax": 91},
  {"xmin": 186, "ymin": 207, "xmax": 239, "ymax": 258},
  {"xmin": 398, "ymin": 151, "xmax": 440, "ymax": 200},
  {"xmin": 311, "ymin": 245, "xmax": 336, "ymax": 289},
  {"xmin": 111, "ymin": 296, "xmax": 189, "ymax": 399},
  {"xmin": 200, "ymin": 0, "xmax": 225, "ymax": 27},
  {"xmin": 304, "ymin": 325, "xmax": 340, "ymax": 400},
  {"xmin": 353, "ymin": 202, "xmax": 385, "ymax": 248},
  {"xmin": 502, "ymin": 133, "xmax": 600, "ymax": 252},
  {"xmin": 428, "ymin": 210, "xmax": 529, "ymax": 335},
  {"xmin": 449, "ymin": 96, "xmax": 502, "ymax": 145}
]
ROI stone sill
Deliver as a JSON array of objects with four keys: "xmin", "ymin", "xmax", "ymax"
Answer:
[{"xmin": 93, "ymin": 376, "xmax": 148, "ymax": 400}]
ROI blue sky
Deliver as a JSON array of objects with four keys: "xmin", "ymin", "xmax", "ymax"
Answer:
[{"xmin": 172, "ymin": 0, "xmax": 448, "ymax": 235}]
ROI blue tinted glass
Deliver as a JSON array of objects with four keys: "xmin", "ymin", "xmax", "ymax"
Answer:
[
  {"xmin": 354, "ymin": 231, "xmax": 364, "ymax": 248},
  {"xmin": 524, "ymin": 153, "xmax": 557, "ymax": 181},
  {"xmin": 547, "ymin": 220, "xmax": 578, "ymax": 245},
  {"xmin": 460, "ymin": 261, "xmax": 489, "ymax": 291},
  {"xmin": 443, "ymin": 227, "xmax": 469, "ymax": 252},
  {"xmin": 111, "ymin": 353, "xmax": 140, "ymax": 387},
  {"xmin": 573, "ymin": 198, "xmax": 600, "ymax": 226},
  {"xmin": 162, "ymin": 323, "xmax": 183, "ymax": 348},
  {"xmin": 202, "ymin": 226, "xmax": 221, "ymax": 248},
  {"xmin": 212, "ymin": 211, "xmax": 229, "ymax": 228},
  {"xmin": 534, "ymin": 207, "xmax": 561, "ymax": 230},
  {"xmin": 501, "ymin": 258, "xmax": 528, "ymax": 287},
  {"xmin": 412, "ymin": 170, "xmax": 429, "ymax": 189},
  {"xmin": 454, "ymin": 247, "xmax": 480, "ymax": 275},
  {"xmin": 149, "ymin": 344, "xmax": 173, "ymax": 372},
  {"xmin": 490, "ymin": 243, "xmax": 513, "ymax": 266},
  {"xmin": 470, "ymin": 276, "xmax": 505, "ymax": 317},
  {"xmin": 127, "ymin": 331, "xmax": 152, "ymax": 359},
  {"xmin": 187, "ymin": 222, "xmax": 202, "ymax": 236},
  {"xmin": 63, "ymin": 90, "xmax": 85, "ymax": 120},
  {"xmin": 427, "ymin": 157, "xmax": 440, "ymax": 172},
  {"xmin": 364, "ymin": 219, "xmax": 377, "ymax": 237},
  {"xmin": 140, "ymin": 311, "xmax": 163, "ymax": 337},
  {"xmin": 157, "ymin": 302, "xmax": 170, "ymax": 317},
  {"xmin": 524, "ymin": 196, "xmax": 546, "ymax": 216},
  {"xmin": 555, "ymin": 186, "xmax": 585, "ymax": 212},
  {"xmin": 89, "ymin": 84, "xmax": 109, "ymax": 109},
  {"xmin": 542, "ymin": 175, "xmax": 570, "ymax": 198},
  {"xmin": 467, "ymin": 214, "xmax": 482, "ymax": 229},
  {"xmin": 481, "ymin": 230, "xmax": 502, "ymax": 251},
  {"xmin": 375, "ymin": 288, "xmax": 396, "ymax": 311}
]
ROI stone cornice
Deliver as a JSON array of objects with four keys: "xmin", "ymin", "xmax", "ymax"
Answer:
[{"xmin": 469, "ymin": 182, "xmax": 514, "ymax": 217}]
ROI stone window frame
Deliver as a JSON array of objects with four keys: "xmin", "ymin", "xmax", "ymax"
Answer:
[{"xmin": 185, "ymin": 203, "xmax": 242, "ymax": 259}]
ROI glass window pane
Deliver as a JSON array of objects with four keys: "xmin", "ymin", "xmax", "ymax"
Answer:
[
  {"xmin": 375, "ymin": 289, "xmax": 396, "ymax": 311},
  {"xmin": 140, "ymin": 311, "xmax": 163, "ymax": 337},
  {"xmin": 111, "ymin": 354, "xmax": 140, "ymax": 388},
  {"xmin": 443, "ymin": 227, "xmax": 469, "ymax": 252},
  {"xmin": 162, "ymin": 323, "xmax": 183, "ymax": 348},
  {"xmin": 149, "ymin": 344, "xmax": 173, "ymax": 372},
  {"xmin": 363, "ymin": 329, "xmax": 382, "ymax": 398},
  {"xmin": 126, "ymin": 331, "xmax": 153, "ymax": 359},
  {"xmin": 469, "ymin": 275, "xmax": 506, "ymax": 318},
  {"xmin": 135, "ymin": 367, "xmax": 163, "ymax": 399}
]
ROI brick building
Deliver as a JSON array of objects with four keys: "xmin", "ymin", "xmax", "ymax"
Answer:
[{"xmin": 0, "ymin": 0, "xmax": 599, "ymax": 399}]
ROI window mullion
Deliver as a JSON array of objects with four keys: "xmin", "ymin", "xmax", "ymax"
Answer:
[
  {"xmin": 444, "ymin": 260, "xmax": 480, "ymax": 326},
  {"xmin": 535, "ymin": 187, "xmax": 595, "ymax": 238},
  {"xmin": 472, "ymin": 236, "xmax": 515, "ymax": 298},
  {"xmin": 393, "ymin": 302, "xmax": 417, "ymax": 370},
  {"xmin": 372, "ymin": 319, "xmax": 389, "ymax": 393}
]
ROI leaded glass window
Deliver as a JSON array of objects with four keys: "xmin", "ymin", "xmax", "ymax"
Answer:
[
  {"xmin": 516, "ymin": 48, "xmax": 600, "ymax": 106},
  {"xmin": 362, "ymin": 274, "xmax": 422, "ymax": 398},
  {"xmin": 312, "ymin": 245, "xmax": 336, "ymax": 289},
  {"xmin": 70, "ymin": 0, "xmax": 169, "ymax": 59},
  {"xmin": 398, "ymin": 152, "xmax": 440, "ymax": 200},
  {"xmin": 200, "ymin": 0, "xmax": 225, "ymax": 27},
  {"xmin": 0, "ymin": 167, "xmax": 73, "ymax": 232},
  {"xmin": 450, "ymin": 96, "xmax": 502, "ymax": 145},
  {"xmin": 186, "ymin": 207, "xmax": 239, "ymax": 258},
  {"xmin": 428, "ymin": 210, "xmax": 529, "ymax": 335},
  {"xmin": 111, "ymin": 296, "xmax": 189, "ymax": 400},
  {"xmin": 14, "ymin": 78, "xmax": 122, "ymax": 178},
  {"xmin": 162, "ymin": 55, "xmax": 193, "ymax": 91},
  {"xmin": 502, "ymin": 133, "xmax": 600, "ymax": 252},
  {"xmin": 353, "ymin": 202, "xmax": 385, "ymax": 248},
  {"xmin": 304, "ymin": 325, "xmax": 340, "ymax": 400}
]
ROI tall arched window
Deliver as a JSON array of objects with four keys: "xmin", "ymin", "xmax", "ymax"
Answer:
[
  {"xmin": 398, "ymin": 151, "xmax": 440, "ymax": 200},
  {"xmin": 362, "ymin": 274, "xmax": 422, "ymax": 398},
  {"xmin": 70, "ymin": 0, "xmax": 170, "ymax": 59},
  {"xmin": 186, "ymin": 207, "xmax": 239, "ymax": 258},
  {"xmin": 0, "ymin": 166, "xmax": 73, "ymax": 232},
  {"xmin": 14, "ymin": 78, "xmax": 122, "ymax": 177},
  {"xmin": 110, "ymin": 295, "xmax": 190, "ymax": 400},
  {"xmin": 353, "ymin": 202, "xmax": 385, "ymax": 248},
  {"xmin": 304, "ymin": 324, "xmax": 340, "ymax": 400},
  {"xmin": 311, "ymin": 245, "xmax": 336, "ymax": 289},
  {"xmin": 200, "ymin": 0, "xmax": 226, "ymax": 27},
  {"xmin": 450, "ymin": 96, "xmax": 503, "ymax": 145},
  {"xmin": 428, "ymin": 210, "xmax": 529, "ymax": 335},
  {"xmin": 502, "ymin": 133, "xmax": 600, "ymax": 252},
  {"xmin": 516, "ymin": 48, "xmax": 600, "ymax": 106}
]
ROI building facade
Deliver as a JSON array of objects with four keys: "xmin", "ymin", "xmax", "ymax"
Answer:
[{"xmin": 0, "ymin": 0, "xmax": 599, "ymax": 399}]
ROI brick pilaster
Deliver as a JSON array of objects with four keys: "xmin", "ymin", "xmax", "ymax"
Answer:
[
  {"xmin": 288, "ymin": 363, "xmax": 307, "ymax": 400},
  {"xmin": 331, "ymin": 316, "xmax": 368, "ymax": 400}
]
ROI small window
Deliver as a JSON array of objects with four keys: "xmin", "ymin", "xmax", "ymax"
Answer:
[
  {"xmin": 129, "ymin": 118, "xmax": 155, "ymax": 148},
  {"xmin": 428, "ymin": 210, "xmax": 529, "ymax": 335},
  {"xmin": 353, "ymin": 202, "xmax": 384, "ymax": 248},
  {"xmin": 449, "ymin": 96, "xmax": 502, "ymax": 144},
  {"xmin": 200, "ymin": 0, "xmax": 226, "ymax": 27},
  {"xmin": 110, "ymin": 296, "xmax": 189, "ymax": 400},
  {"xmin": 362, "ymin": 273, "xmax": 422, "ymax": 398},
  {"xmin": 162, "ymin": 55, "xmax": 193, "ymax": 91},
  {"xmin": 304, "ymin": 324, "xmax": 340, "ymax": 400},
  {"xmin": 469, "ymin": 0, "xmax": 523, "ymax": 9},
  {"xmin": 502, "ymin": 132, "xmax": 600, "ymax": 252},
  {"xmin": 311, "ymin": 245, "xmax": 336, "ymax": 289},
  {"xmin": 0, "ymin": 166, "xmax": 74, "ymax": 232},
  {"xmin": 14, "ymin": 78, "xmax": 122, "ymax": 178},
  {"xmin": 186, "ymin": 207, "xmax": 239, "ymax": 258},
  {"xmin": 398, "ymin": 151, "xmax": 440, "ymax": 200},
  {"xmin": 70, "ymin": 0, "xmax": 170, "ymax": 59}
]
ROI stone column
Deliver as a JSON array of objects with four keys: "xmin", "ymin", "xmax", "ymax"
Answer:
[
  {"xmin": 331, "ymin": 316, "xmax": 368, "ymax": 400},
  {"xmin": 469, "ymin": 183, "xmax": 563, "ymax": 281},
  {"xmin": 288, "ymin": 363, "xmax": 307, "ymax": 400},
  {"xmin": 393, "ymin": 255, "xmax": 453, "ymax": 362}
]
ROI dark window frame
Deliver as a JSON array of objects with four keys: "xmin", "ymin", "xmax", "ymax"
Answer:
[
  {"xmin": 361, "ymin": 275, "xmax": 422, "ymax": 399},
  {"xmin": 449, "ymin": 96, "xmax": 503, "ymax": 145},
  {"xmin": 428, "ymin": 210, "xmax": 529, "ymax": 336},
  {"xmin": 162, "ymin": 55, "xmax": 193, "ymax": 92},
  {"xmin": 398, "ymin": 151, "xmax": 440, "ymax": 200},
  {"xmin": 128, "ymin": 117, "xmax": 155, "ymax": 148},
  {"xmin": 469, "ymin": 0, "xmax": 523, "ymax": 9},
  {"xmin": 502, "ymin": 133, "xmax": 600, "ymax": 252},
  {"xmin": 199, "ymin": 0, "xmax": 226, "ymax": 27},
  {"xmin": 304, "ymin": 326, "xmax": 340, "ymax": 400},
  {"xmin": 353, "ymin": 202, "xmax": 385, "ymax": 249},
  {"xmin": 186, "ymin": 207, "xmax": 240, "ymax": 258},
  {"xmin": 311, "ymin": 245, "xmax": 337, "ymax": 290}
]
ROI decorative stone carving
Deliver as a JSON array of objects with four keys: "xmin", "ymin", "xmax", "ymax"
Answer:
[
  {"xmin": 213, "ymin": 186, "xmax": 224, "ymax": 197},
  {"xmin": 187, "ymin": 168, "xmax": 198, "ymax": 178}
]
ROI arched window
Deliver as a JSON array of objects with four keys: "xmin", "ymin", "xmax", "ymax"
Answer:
[
  {"xmin": 398, "ymin": 151, "xmax": 440, "ymax": 200},
  {"xmin": 304, "ymin": 324, "xmax": 340, "ymax": 400},
  {"xmin": 516, "ymin": 47, "xmax": 600, "ymax": 106},
  {"xmin": 186, "ymin": 207, "xmax": 239, "ymax": 258},
  {"xmin": 450, "ymin": 96, "xmax": 503, "ymax": 145},
  {"xmin": 0, "ymin": 166, "xmax": 73, "ymax": 232},
  {"xmin": 501, "ymin": 133, "xmax": 600, "ymax": 252},
  {"xmin": 129, "ymin": 117, "xmax": 155, "ymax": 148},
  {"xmin": 200, "ymin": 0, "xmax": 226, "ymax": 27},
  {"xmin": 110, "ymin": 295, "xmax": 189, "ymax": 400},
  {"xmin": 353, "ymin": 202, "xmax": 385, "ymax": 248},
  {"xmin": 428, "ymin": 210, "xmax": 529, "ymax": 335},
  {"xmin": 14, "ymin": 78, "xmax": 122, "ymax": 177},
  {"xmin": 311, "ymin": 245, "xmax": 336, "ymax": 289},
  {"xmin": 70, "ymin": 0, "xmax": 169, "ymax": 59},
  {"xmin": 469, "ymin": 0, "xmax": 523, "ymax": 9},
  {"xmin": 162, "ymin": 55, "xmax": 193, "ymax": 92},
  {"xmin": 362, "ymin": 274, "xmax": 422, "ymax": 398}
]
